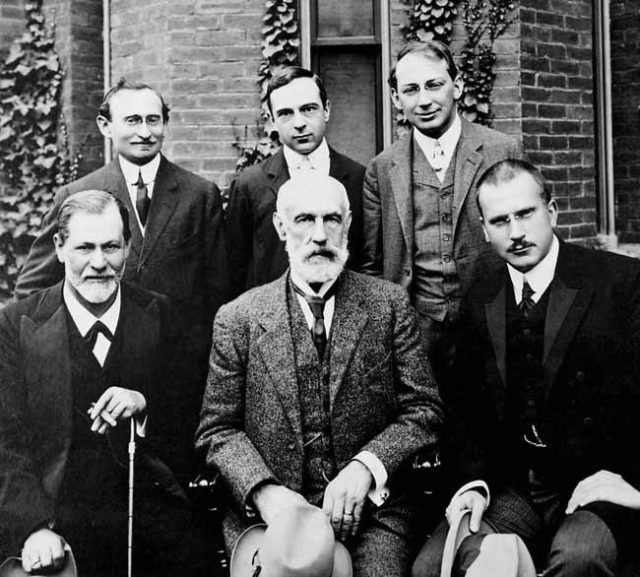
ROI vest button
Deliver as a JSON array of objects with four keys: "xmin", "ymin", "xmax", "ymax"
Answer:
[
  {"xmin": 583, "ymin": 416, "xmax": 593, "ymax": 426},
  {"xmin": 440, "ymin": 192, "xmax": 449, "ymax": 199},
  {"xmin": 443, "ymin": 254, "xmax": 451, "ymax": 263},
  {"xmin": 287, "ymin": 442, "xmax": 295, "ymax": 450},
  {"xmin": 442, "ymin": 234, "xmax": 450, "ymax": 241},
  {"xmin": 523, "ymin": 328, "xmax": 531, "ymax": 336},
  {"xmin": 441, "ymin": 213, "xmax": 451, "ymax": 224},
  {"xmin": 525, "ymin": 353, "xmax": 534, "ymax": 362},
  {"xmin": 576, "ymin": 371, "xmax": 585, "ymax": 381}
]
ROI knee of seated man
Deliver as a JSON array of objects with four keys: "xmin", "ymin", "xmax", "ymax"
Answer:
[{"xmin": 548, "ymin": 510, "xmax": 617, "ymax": 570}]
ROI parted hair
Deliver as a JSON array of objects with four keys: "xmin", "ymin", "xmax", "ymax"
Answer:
[
  {"xmin": 98, "ymin": 77, "xmax": 170, "ymax": 122},
  {"xmin": 389, "ymin": 40, "xmax": 459, "ymax": 90},
  {"xmin": 265, "ymin": 66, "xmax": 329, "ymax": 114}
]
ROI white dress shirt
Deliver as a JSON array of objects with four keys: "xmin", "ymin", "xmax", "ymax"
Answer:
[
  {"xmin": 413, "ymin": 113, "xmax": 462, "ymax": 178},
  {"xmin": 290, "ymin": 271, "xmax": 390, "ymax": 506},
  {"xmin": 283, "ymin": 138, "xmax": 331, "ymax": 175},
  {"xmin": 119, "ymin": 154, "xmax": 161, "ymax": 233}
]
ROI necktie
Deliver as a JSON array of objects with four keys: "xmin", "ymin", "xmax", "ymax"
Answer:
[
  {"xmin": 518, "ymin": 279, "xmax": 536, "ymax": 316},
  {"xmin": 432, "ymin": 140, "xmax": 445, "ymax": 181},
  {"xmin": 135, "ymin": 170, "xmax": 150, "ymax": 226},
  {"xmin": 84, "ymin": 321, "xmax": 114, "ymax": 366},
  {"xmin": 292, "ymin": 283, "xmax": 333, "ymax": 359}
]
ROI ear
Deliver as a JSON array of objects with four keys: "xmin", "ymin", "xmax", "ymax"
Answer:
[
  {"xmin": 480, "ymin": 217, "xmax": 491, "ymax": 243},
  {"xmin": 96, "ymin": 115, "xmax": 112, "ymax": 139},
  {"xmin": 452, "ymin": 75, "xmax": 464, "ymax": 102},
  {"xmin": 547, "ymin": 199, "xmax": 558, "ymax": 228},
  {"xmin": 272, "ymin": 212, "xmax": 287, "ymax": 241},
  {"xmin": 391, "ymin": 88, "xmax": 403, "ymax": 112},
  {"xmin": 53, "ymin": 233, "xmax": 65, "ymax": 264},
  {"xmin": 323, "ymin": 99, "xmax": 331, "ymax": 123},
  {"xmin": 343, "ymin": 210, "xmax": 352, "ymax": 238}
]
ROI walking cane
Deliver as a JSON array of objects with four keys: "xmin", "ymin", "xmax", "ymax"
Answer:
[{"xmin": 128, "ymin": 418, "xmax": 136, "ymax": 577}]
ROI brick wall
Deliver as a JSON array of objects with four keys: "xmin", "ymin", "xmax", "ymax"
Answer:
[
  {"xmin": 519, "ymin": 0, "xmax": 597, "ymax": 241},
  {"xmin": 611, "ymin": 0, "xmax": 640, "ymax": 243},
  {"xmin": 0, "ymin": 0, "xmax": 27, "ymax": 61},
  {"xmin": 110, "ymin": 0, "xmax": 265, "ymax": 188},
  {"xmin": 42, "ymin": 0, "xmax": 104, "ymax": 175}
]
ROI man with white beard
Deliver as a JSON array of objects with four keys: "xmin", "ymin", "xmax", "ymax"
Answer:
[{"xmin": 196, "ymin": 174, "xmax": 443, "ymax": 577}]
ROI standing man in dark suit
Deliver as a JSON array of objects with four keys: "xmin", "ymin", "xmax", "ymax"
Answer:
[
  {"xmin": 197, "ymin": 174, "xmax": 442, "ymax": 577},
  {"xmin": 226, "ymin": 66, "xmax": 365, "ymax": 297},
  {"xmin": 413, "ymin": 159, "xmax": 640, "ymax": 576},
  {"xmin": 0, "ymin": 190, "xmax": 206, "ymax": 577},
  {"xmin": 15, "ymin": 78, "xmax": 227, "ymax": 395},
  {"xmin": 361, "ymin": 41, "xmax": 522, "ymax": 382}
]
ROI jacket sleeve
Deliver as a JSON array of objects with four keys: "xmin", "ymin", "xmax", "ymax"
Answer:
[
  {"xmin": 195, "ymin": 304, "xmax": 278, "ymax": 510},
  {"xmin": 14, "ymin": 187, "xmax": 70, "ymax": 300},
  {"xmin": 225, "ymin": 176, "xmax": 254, "ymax": 299},
  {"xmin": 359, "ymin": 290, "xmax": 444, "ymax": 478},
  {"xmin": 360, "ymin": 159, "xmax": 384, "ymax": 277},
  {"xmin": 0, "ymin": 310, "xmax": 54, "ymax": 556},
  {"xmin": 204, "ymin": 182, "xmax": 230, "ymax": 319}
]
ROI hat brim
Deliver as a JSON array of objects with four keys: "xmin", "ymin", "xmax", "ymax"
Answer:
[
  {"xmin": 0, "ymin": 547, "xmax": 77, "ymax": 577},
  {"xmin": 229, "ymin": 524, "xmax": 267, "ymax": 577}
]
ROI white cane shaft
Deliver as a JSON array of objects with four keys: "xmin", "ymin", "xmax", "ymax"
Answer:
[{"xmin": 128, "ymin": 419, "xmax": 136, "ymax": 577}]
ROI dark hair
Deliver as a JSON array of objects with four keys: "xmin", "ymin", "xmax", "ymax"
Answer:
[
  {"xmin": 57, "ymin": 190, "xmax": 131, "ymax": 244},
  {"xmin": 265, "ymin": 66, "xmax": 328, "ymax": 114},
  {"xmin": 476, "ymin": 159, "xmax": 551, "ymax": 216},
  {"xmin": 98, "ymin": 77, "xmax": 170, "ymax": 122},
  {"xmin": 389, "ymin": 40, "xmax": 459, "ymax": 90}
]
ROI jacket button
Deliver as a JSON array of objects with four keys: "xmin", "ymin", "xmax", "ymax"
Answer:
[
  {"xmin": 583, "ymin": 416, "xmax": 593, "ymax": 426},
  {"xmin": 576, "ymin": 371, "xmax": 585, "ymax": 381},
  {"xmin": 287, "ymin": 443, "xmax": 295, "ymax": 451}
]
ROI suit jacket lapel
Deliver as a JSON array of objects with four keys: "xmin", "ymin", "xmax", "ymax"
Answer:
[
  {"xmin": 485, "ymin": 276, "xmax": 507, "ymax": 388},
  {"xmin": 139, "ymin": 156, "xmax": 179, "ymax": 268},
  {"xmin": 266, "ymin": 149, "xmax": 291, "ymax": 200},
  {"xmin": 21, "ymin": 283, "xmax": 72, "ymax": 500},
  {"xmin": 453, "ymin": 119, "xmax": 484, "ymax": 234},
  {"xmin": 389, "ymin": 135, "xmax": 414, "ymax": 251},
  {"xmin": 328, "ymin": 273, "xmax": 367, "ymax": 410},
  {"xmin": 256, "ymin": 274, "xmax": 303, "ymax": 440},
  {"xmin": 542, "ymin": 245, "xmax": 592, "ymax": 398}
]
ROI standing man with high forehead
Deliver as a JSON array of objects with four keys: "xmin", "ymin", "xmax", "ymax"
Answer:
[
  {"xmin": 198, "ymin": 174, "xmax": 442, "ymax": 577},
  {"xmin": 413, "ymin": 159, "xmax": 640, "ymax": 576},
  {"xmin": 14, "ymin": 78, "xmax": 227, "ymax": 432},
  {"xmin": 0, "ymin": 191, "xmax": 207, "ymax": 577},
  {"xmin": 361, "ymin": 41, "xmax": 522, "ymax": 383},
  {"xmin": 226, "ymin": 65, "xmax": 365, "ymax": 298}
]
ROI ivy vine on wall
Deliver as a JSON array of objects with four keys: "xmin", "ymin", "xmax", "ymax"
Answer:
[
  {"xmin": 402, "ymin": 0, "xmax": 517, "ymax": 127},
  {"xmin": 0, "ymin": 0, "xmax": 79, "ymax": 303},
  {"xmin": 235, "ymin": 0, "xmax": 299, "ymax": 174}
]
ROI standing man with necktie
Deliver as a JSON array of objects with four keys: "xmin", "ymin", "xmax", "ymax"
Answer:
[
  {"xmin": 413, "ymin": 159, "xmax": 640, "ymax": 576},
  {"xmin": 0, "ymin": 190, "xmax": 208, "ymax": 577},
  {"xmin": 14, "ymin": 78, "xmax": 228, "ymax": 453},
  {"xmin": 226, "ymin": 66, "xmax": 366, "ymax": 298},
  {"xmin": 361, "ymin": 40, "xmax": 522, "ymax": 384},
  {"xmin": 197, "ymin": 174, "xmax": 442, "ymax": 577}
]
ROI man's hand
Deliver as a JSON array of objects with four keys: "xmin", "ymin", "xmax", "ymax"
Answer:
[
  {"xmin": 566, "ymin": 470, "xmax": 640, "ymax": 514},
  {"xmin": 21, "ymin": 528, "xmax": 66, "ymax": 573},
  {"xmin": 89, "ymin": 386, "xmax": 146, "ymax": 434},
  {"xmin": 322, "ymin": 460, "xmax": 373, "ymax": 541},
  {"xmin": 445, "ymin": 489, "xmax": 488, "ymax": 533},
  {"xmin": 252, "ymin": 484, "xmax": 309, "ymax": 526}
]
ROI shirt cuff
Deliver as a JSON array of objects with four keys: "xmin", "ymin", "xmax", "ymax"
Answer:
[
  {"xmin": 353, "ymin": 451, "xmax": 389, "ymax": 506},
  {"xmin": 452, "ymin": 479, "xmax": 491, "ymax": 509}
]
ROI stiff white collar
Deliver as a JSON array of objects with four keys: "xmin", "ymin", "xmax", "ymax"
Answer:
[
  {"xmin": 63, "ymin": 281, "xmax": 121, "ymax": 338},
  {"xmin": 118, "ymin": 154, "xmax": 161, "ymax": 194},
  {"xmin": 508, "ymin": 235, "xmax": 560, "ymax": 304},
  {"xmin": 413, "ymin": 113, "xmax": 461, "ymax": 166},
  {"xmin": 283, "ymin": 138, "xmax": 330, "ymax": 175}
]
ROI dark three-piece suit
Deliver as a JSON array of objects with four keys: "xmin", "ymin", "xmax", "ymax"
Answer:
[{"xmin": 0, "ymin": 282, "xmax": 206, "ymax": 576}]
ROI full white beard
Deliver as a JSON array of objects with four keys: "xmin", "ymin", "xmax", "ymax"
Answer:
[
  {"xmin": 287, "ymin": 243, "xmax": 349, "ymax": 285},
  {"xmin": 75, "ymin": 278, "xmax": 119, "ymax": 304}
]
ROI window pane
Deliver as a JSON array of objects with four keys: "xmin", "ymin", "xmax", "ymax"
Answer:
[
  {"xmin": 317, "ymin": 49, "xmax": 379, "ymax": 165},
  {"xmin": 315, "ymin": 0, "xmax": 375, "ymax": 39}
]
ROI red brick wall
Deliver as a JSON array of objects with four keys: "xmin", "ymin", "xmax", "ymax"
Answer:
[
  {"xmin": 110, "ymin": 0, "xmax": 265, "ymax": 188},
  {"xmin": 519, "ymin": 0, "xmax": 597, "ymax": 241},
  {"xmin": 611, "ymin": 0, "xmax": 640, "ymax": 243},
  {"xmin": 42, "ymin": 0, "xmax": 104, "ymax": 175}
]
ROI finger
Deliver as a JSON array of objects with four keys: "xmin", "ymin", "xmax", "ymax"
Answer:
[
  {"xmin": 469, "ymin": 498, "xmax": 485, "ymax": 533},
  {"xmin": 40, "ymin": 545, "xmax": 53, "ymax": 569},
  {"xmin": 51, "ymin": 541, "xmax": 66, "ymax": 568},
  {"xmin": 351, "ymin": 500, "xmax": 365, "ymax": 537},
  {"xmin": 91, "ymin": 389, "xmax": 115, "ymax": 418},
  {"xmin": 110, "ymin": 401, "xmax": 129, "ymax": 421},
  {"xmin": 331, "ymin": 490, "xmax": 346, "ymax": 534}
]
